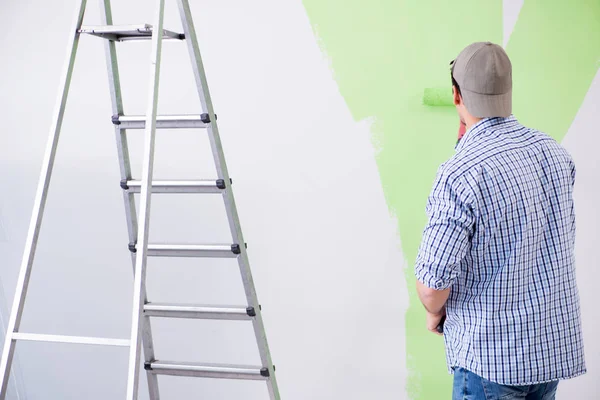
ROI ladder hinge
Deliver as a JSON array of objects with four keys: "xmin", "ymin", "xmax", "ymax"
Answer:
[
  {"xmin": 128, "ymin": 243, "xmax": 137, "ymax": 253},
  {"xmin": 246, "ymin": 306, "xmax": 256, "ymax": 317},
  {"xmin": 111, "ymin": 114, "xmax": 121, "ymax": 125},
  {"xmin": 120, "ymin": 179, "xmax": 129, "ymax": 190},
  {"xmin": 216, "ymin": 179, "xmax": 226, "ymax": 189},
  {"xmin": 200, "ymin": 113, "xmax": 217, "ymax": 123},
  {"xmin": 260, "ymin": 367, "xmax": 270, "ymax": 377}
]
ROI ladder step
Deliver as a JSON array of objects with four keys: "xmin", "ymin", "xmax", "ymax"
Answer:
[
  {"xmin": 12, "ymin": 333, "xmax": 130, "ymax": 347},
  {"xmin": 145, "ymin": 361, "xmax": 270, "ymax": 380},
  {"xmin": 79, "ymin": 24, "xmax": 184, "ymax": 41},
  {"xmin": 121, "ymin": 179, "xmax": 226, "ymax": 193},
  {"xmin": 143, "ymin": 303, "xmax": 255, "ymax": 320},
  {"xmin": 112, "ymin": 114, "xmax": 212, "ymax": 129},
  {"xmin": 132, "ymin": 244, "xmax": 243, "ymax": 258}
]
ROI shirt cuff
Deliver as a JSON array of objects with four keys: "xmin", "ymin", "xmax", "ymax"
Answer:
[{"xmin": 415, "ymin": 265, "xmax": 453, "ymax": 290}]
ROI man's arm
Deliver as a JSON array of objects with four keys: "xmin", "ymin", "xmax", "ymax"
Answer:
[
  {"xmin": 416, "ymin": 281, "xmax": 450, "ymax": 315},
  {"xmin": 414, "ymin": 167, "xmax": 475, "ymax": 332}
]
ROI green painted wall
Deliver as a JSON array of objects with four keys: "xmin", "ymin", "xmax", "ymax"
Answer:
[{"xmin": 301, "ymin": 0, "xmax": 600, "ymax": 398}]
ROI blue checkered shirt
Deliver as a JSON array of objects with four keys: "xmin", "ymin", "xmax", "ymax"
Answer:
[{"xmin": 415, "ymin": 115, "xmax": 586, "ymax": 385}]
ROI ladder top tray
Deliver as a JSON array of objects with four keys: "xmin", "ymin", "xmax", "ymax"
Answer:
[{"xmin": 78, "ymin": 24, "xmax": 184, "ymax": 41}]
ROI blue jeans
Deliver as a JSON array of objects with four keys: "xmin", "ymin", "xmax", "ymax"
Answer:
[{"xmin": 453, "ymin": 368, "xmax": 559, "ymax": 400}]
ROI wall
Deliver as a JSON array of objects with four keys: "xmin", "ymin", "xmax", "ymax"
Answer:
[
  {"xmin": 0, "ymin": 1, "xmax": 405, "ymax": 399},
  {"xmin": 0, "ymin": 0, "xmax": 597, "ymax": 399},
  {"xmin": 301, "ymin": 0, "xmax": 600, "ymax": 398}
]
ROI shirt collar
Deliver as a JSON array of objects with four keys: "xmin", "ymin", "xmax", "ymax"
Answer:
[{"xmin": 455, "ymin": 115, "xmax": 518, "ymax": 152}]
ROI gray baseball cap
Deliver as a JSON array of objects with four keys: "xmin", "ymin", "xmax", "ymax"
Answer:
[{"xmin": 451, "ymin": 42, "xmax": 512, "ymax": 118}]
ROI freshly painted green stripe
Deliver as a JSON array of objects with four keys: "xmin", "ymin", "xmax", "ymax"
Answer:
[
  {"xmin": 302, "ymin": 1, "xmax": 502, "ymax": 398},
  {"xmin": 506, "ymin": 0, "xmax": 600, "ymax": 142},
  {"xmin": 302, "ymin": 1, "xmax": 599, "ymax": 399}
]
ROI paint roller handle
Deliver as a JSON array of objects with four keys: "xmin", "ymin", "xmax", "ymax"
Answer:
[{"xmin": 436, "ymin": 315, "xmax": 446, "ymax": 334}]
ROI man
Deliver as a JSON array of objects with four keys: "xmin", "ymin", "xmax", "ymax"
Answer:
[{"xmin": 414, "ymin": 42, "xmax": 586, "ymax": 399}]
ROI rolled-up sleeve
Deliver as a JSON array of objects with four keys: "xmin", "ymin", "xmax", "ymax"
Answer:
[{"xmin": 415, "ymin": 167, "xmax": 475, "ymax": 290}]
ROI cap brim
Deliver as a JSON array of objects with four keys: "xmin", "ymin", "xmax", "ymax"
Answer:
[{"xmin": 461, "ymin": 88, "xmax": 512, "ymax": 118}]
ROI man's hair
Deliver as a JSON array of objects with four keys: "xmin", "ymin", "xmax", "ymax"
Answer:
[{"xmin": 451, "ymin": 70, "xmax": 461, "ymax": 97}]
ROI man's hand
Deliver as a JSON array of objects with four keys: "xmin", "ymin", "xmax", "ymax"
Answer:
[
  {"xmin": 415, "ymin": 281, "xmax": 450, "ymax": 336},
  {"xmin": 426, "ymin": 309, "xmax": 446, "ymax": 336}
]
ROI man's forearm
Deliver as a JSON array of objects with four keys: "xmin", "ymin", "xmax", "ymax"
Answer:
[{"xmin": 416, "ymin": 280, "xmax": 450, "ymax": 314}]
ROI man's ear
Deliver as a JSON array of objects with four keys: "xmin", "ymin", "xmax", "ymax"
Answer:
[{"xmin": 452, "ymin": 86, "xmax": 461, "ymax": 106}]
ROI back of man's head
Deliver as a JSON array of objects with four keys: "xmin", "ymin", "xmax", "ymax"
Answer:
[{"xmin": 451, "ymin": 42, "xmax": 512, "ymax": 118}]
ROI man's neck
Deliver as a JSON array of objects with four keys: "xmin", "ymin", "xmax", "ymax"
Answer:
[{"xmin": 464, "ymin": 116, "xmax": 483, "ymax": 131}]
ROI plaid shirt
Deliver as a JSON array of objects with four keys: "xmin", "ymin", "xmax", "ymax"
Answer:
[{"xmin": 415, "ymin": 116, "xmax": 586, "ymax": 385}]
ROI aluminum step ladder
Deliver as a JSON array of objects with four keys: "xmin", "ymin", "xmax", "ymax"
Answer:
[{"xmin": 0, "ymin": 1, "xmax": 280, "ymax": 399}]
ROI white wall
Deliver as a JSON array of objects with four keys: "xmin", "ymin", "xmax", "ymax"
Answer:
[
  {"xmin": 0, "ymin": 0, "xmax": 406, "ymax": 399},
  {"xmin": 558, "ymin": 70, "xmax": 600, "ymax": 399}
]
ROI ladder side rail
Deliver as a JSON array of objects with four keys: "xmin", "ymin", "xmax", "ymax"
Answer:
[
  {"xmin": 125, "ymin": 0, "xmax": 165, "ymax": 398},
  {"xmin": 0, "ymin": 2, "xmax": 88, "ymax": 397},
  {"xmin": 99, "ymin": 1, "xmax": 161, "ymax": 399},
  {"xmin": 176, "ymin": 2, "xmax": 281, "ymax": 399}
]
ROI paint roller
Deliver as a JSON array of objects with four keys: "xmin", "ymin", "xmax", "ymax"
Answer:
[
  {"xmin": 422, "ymin": 87, "xmax": 454, "ymax": 107},
  {"xmin": 422, "ymin": 87, "xmax": 466, "ymax": 142}
]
